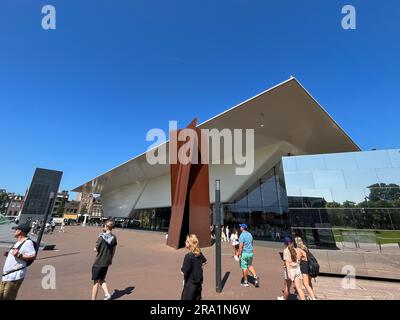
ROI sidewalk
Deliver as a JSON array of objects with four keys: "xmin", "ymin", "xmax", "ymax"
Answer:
[{"xmin": 1, "ymin": 226, "xmax": 398, "ymax": 300}]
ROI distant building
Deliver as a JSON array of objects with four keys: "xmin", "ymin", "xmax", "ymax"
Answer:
[
  {"xmin": 52, "ymin": 191, "xmax": 69, "ymax": 217},
  {"xmin": 91, "ymin": 197, "xmax": 103, "ymax": 218},
  {"xmin": 62, "ymin": 200, "xmax": 80, "ymax": 221},
  {"xmin": 76, "ymin": 192, "xmax": 103, "ymax": 218},
  {"xmin": 4, "ymin": 194, "xmax": 25, "ymax": 217},
  {"xmin": 64, "ymin": 200, "xmax": 80, "ymax": 215},
  {"xmin": 77, "ymin": 192, "xmax": 93, "ymax": 214}
]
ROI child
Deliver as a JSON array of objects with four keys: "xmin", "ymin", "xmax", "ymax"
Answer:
[{"xmin": 230, "ymin": 229, "xmax": 240, "ymax": 261}]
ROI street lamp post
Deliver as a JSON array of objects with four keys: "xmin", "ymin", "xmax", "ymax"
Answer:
[{"xmin": 214, "ymin": 180, "xmax": 222, "ymax": 293}]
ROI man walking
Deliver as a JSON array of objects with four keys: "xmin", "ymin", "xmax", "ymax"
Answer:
[
  {"xmin": 91, "ymin": 220, "xmax": 117, "ymax": 300},
  {"xmin": 236, "ymin": 223, "xmax": 260, "ymax": 288},
  {"xmin": 1, "ymin": 223, "xmax": 36, "ymax": 300}
]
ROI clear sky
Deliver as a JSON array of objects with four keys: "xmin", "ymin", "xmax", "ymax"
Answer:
[{"xmin": 0, "ymin": 0, "xmax": 399, "ymax": 196}]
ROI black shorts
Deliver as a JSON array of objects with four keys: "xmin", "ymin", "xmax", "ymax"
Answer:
[
  {"xmin": 92, "ymin": 266, "xmax": 109, "ymax": 281},
  {"xmin": 300, "ymin": 261, "xmax": 309, "ymax": 274}
]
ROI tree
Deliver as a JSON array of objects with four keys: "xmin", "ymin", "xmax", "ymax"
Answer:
[
  {"xmin": 57, "ymin": 200, "xmax": 66, "ymax": 216},
  {"xmin": 80, "ymin": 206, "xmax": 88, "ymax": 215},
  {"xmin": 0, "ymin": 191, "xmax": 8, "ymax": 214}
]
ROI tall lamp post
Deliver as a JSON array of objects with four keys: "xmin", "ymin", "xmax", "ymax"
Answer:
[
  {"xmin": 214, "ymin": 180, "xmax": 222, "ymax": 293},
  {"xmin": 36, "ymin": 192, "xmax": 55, "ymax": 252}
]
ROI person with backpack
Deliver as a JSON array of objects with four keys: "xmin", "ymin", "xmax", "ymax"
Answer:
[
  {"xmin": 282, "ymin": 237, "xmax": 305, "ymax": 300},
  {"xmin": 295, "ymin": 236, "xmax": 318, "ymax": 300},
  {"xmin": 91, "ymin": 220, "xmax": 118, "ymax": 300},
  {"xmin": 1, "ymin": 223, "xmax": 37, "ymax": 300}
]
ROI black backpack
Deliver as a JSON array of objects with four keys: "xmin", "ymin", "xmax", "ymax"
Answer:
[
  {"xmin": 307, "ymin": 251, "xmax": 320, "ymax": 278},
  {"xmin": 2, "ymin": 238, "xmax": 38, "ymax": 276}
]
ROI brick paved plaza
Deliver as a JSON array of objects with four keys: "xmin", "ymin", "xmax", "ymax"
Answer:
[{"xmin": 1, "ymin": 226, "xmax": 399, "ymax": 300}]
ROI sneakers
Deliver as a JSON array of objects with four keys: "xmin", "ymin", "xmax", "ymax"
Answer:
[
  {"xmin": 233, "ymin": 255, "xmax": 240, "ymax": 261},
  {"xmin": 254, "ymin": 277, "xmax": 260, "ymax": 288},
  {"xmin": 104, "ymin": 294, "xmax": 112, "ymax": 300},
  {"xmin": 240, "ymin": 281, "xmax": 249, "ymax": 287},
  {"xmin": 277, "ymin": 296, "xmax": 285, "ymax": 300}
]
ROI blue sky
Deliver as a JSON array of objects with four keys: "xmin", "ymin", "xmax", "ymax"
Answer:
[{"xmin": 0, "ymin": 0, "xmax": 399, "ymax": 196}]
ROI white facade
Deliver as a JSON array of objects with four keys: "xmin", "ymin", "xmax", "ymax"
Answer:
[{"xmin": 74, "ymin": 78, "xmax": 359, "ymax": 218}]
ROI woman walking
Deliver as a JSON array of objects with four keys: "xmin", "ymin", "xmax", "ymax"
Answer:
[
  {"xmin": 180, "ymin": 234, "xmax": 207, "ymax": 300},
  {"xmin": 283, "ymin": 237, "xmax": 305, "ymax": 300},
  {"xmin": 295, "ymin": 237, "xmax": 317, "ymax": 300}
]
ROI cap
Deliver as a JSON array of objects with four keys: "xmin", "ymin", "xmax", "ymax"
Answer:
[
  {"xmin": 283, "ymin": 236, "xmax": 293, "ymax": 245},
  {"xmin": 12, "ymin": 223, "xmax": 31, "ymax": 235},
  {"xmin": 239, "ymin": 223, "xmax": 248, "ymax": 229}
]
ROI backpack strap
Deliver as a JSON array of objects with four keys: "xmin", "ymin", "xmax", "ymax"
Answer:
[
  {"xmin": 2, "ymin": 239, "xmax": 32, "ymax": 277},
  {"xmin": 16, "ymin": 239, "xmax": 28, "ymax": 251}
]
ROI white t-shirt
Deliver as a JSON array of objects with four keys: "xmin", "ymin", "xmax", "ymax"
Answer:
[
  {"xmin": 230, "ymin": 233, "xmax": 239, "ymax": 245},
  {"xmin": 2, "ymin": 239, "xmax": 36, "ymax": 282}
]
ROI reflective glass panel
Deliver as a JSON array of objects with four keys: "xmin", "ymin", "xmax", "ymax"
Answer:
[
  {"xmin": 300, "ymin": 189, "xmax": 333, "ymax": 205},
  {"xmin": 331, "ymin": 188, "xmax": 367, "ymax": 206},
  {"xmin": 388, "ymin": 149, "xmax": 400, "ymax": 168},
  {"xmin": 355, "ymin": 150, "xmax": 392, "ymax": 169},
  {"xmin": 343, "ymin": 169, "xmax": 379, "ymax": 189},
  {"xmin": 295, "ymin": 154, "xmax": 326, "ymax": 171},
  {"xmin": 313, "ymin": 170, "xmax": 346, "ymax": 189},
  {"xmin": 323, "ymin": 152, "xmax": 358, "ymax": 171},
  {"xmin": 284, "ymin": 172, "xmax": 315, "ymax": 189},
  {"xmin": 376, "ymin": 168, "xmax": 400, "ymax": 185},
  {"xmin": 282, "ymin": 157, "xmax": 297, "ymax": 173}
]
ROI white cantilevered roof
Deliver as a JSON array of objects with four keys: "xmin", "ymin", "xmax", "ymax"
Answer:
[{"xmin": 73, "ymin": 77, "xmax": 360, "ymax": 194}]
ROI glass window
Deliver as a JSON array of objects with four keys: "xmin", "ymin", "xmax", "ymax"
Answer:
[
  {"xmin": 376, "ymin": 168, "xmax": 400, "ymax": 185},
  {"xmin": 343, "ymin": 169, "xmax": 379, "ymax": 189},
  {"xmin": 366, "ymin": 186, "xmax": 400, "ymax": 203},
  {"xmin": 388, "ymin": 149, "xmax": 400, "ymax": 168},
  {"xmin": 295, "ymin": 154, "xmax": 326, "ymax": 172},
  {"xmin": 331, "ymin": 188, "xmax": 367, "ymax": 206},
  {"xmin": 285, "ymin": 187, "xmax": 301, "ymax": 198},
  {"xmin": 247, "ymin": 184, "xmax": 262, "ymax": 211},
  {"xmin": 300, "ymin": 189, "xmax": 333, "ymax": 205},
  {"xmin": 361, "ymin": 209, "xmax": 393, "ymax": 230},
  {"xmin": 313, "ymin": 170, "xmax": 346, "ymax": 189},
  {"xmin": 289, "ymin": 209, "xmax": 315, "ymax": 228},
  {"xmin": 235, "ymin": 192, "xmax": 248, "ymax": 211},
  {"xmin": 282, "ymin": 157, "xmax": 297, "ymax": 173},
  {"xmin": 326, "ymin": 209, "xmax": 356, "ymax": 228},
  {"xmin": 355, "ymin": 150, "xmax": 392, "ymax": 169},
  {"xmin": 323, "ymin": 152, "xmax": 358, "ymax": 171},
  {"xmin": 284, "ymin": 172, "xmax": 315, "ymax": 189},
  {"xmin": 261, "ymin": 178, "xmax": 279, "ymax": 209},
  {"xmin": 388, "ymin": 210, "xmax": 400, "ymax": 230}
]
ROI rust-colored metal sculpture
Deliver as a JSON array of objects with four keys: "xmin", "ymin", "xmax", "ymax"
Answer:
[{"xmin": 167, "ymin": 118, "xmax": 211, "ymax": 249}]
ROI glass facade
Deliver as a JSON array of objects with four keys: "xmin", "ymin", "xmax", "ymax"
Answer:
[
  {"xmin": 107, "ymin": 149, "xmax": 400, "ymax": 253},
  {"xmin": 283, "ymin": 149, "xmax": 400, "ymax": 249},
  {"xmin": 222, "ymin": 163, "xmax": 291, "ymax": 240},
  {"xmin": 127, "ymin": 207, "xmax": 171, "ymax": 232}
]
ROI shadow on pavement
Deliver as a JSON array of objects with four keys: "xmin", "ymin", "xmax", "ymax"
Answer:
[
  {"xmin": 112, "ymin": 286, "xmax": 135, "ymax": 300},
  {"xmin": 221, "ymin": 272, "xmax": 230, "ymax": 291}
]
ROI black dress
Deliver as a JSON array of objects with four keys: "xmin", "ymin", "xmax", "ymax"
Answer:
[{"xmin": 181, "ymin": 252, "xmax": 207, "ymax": 300}]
